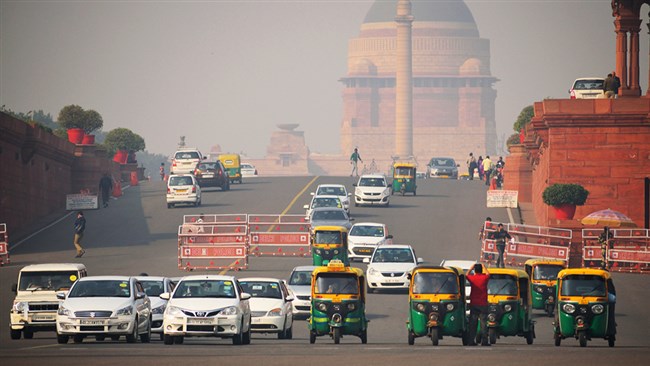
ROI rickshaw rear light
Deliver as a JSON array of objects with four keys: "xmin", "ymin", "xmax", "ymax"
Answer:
[
  {"xmin": 562, "ymin": 303, "xmax": 576, "ymax": 314},
  {"xmin": 591, "ymin": 304, "xmax": 604, "ymax": 314}
]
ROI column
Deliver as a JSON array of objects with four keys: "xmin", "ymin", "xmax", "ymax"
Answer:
[
  {"xmin": 630, "ymin": 28, "xmax": 641, "ymax": 96},
  {"xmin": 615, "ymin": 26, "xmax": 628, "ymax": 94},
  {"xmin": 395, "ymin": 0, "xmax": 414, "ymax": 159}
]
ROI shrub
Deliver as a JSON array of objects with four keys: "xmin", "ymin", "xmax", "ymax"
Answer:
[{"xmin": 542, "ymin": 183, "xmax": 589, "ymax": 206}]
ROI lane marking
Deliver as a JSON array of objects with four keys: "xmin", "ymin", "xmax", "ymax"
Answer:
[
  {"xmin": 218, "ymin": 176, "xmax": 319, "ymax": 274},
  {"xmin": 19, "ymin": 344, "xmax": 60, "ymax": 350}
]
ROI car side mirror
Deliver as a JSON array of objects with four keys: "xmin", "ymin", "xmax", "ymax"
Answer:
[
  {"xmin": 241, "ymin": 292, "xmax": 252, "ymax": 300},
  {"xmin": 407, "ymin": 273, "xmax": 412, "ymax": 280},
  {"xmin": 417, "ymin": 258, "xmax": 424, "ymax": 264},
  {"xmin": 310, "ymin": 192, "xmax": 315, "ymax": 196},
  {"xmin": 159, "ymin": 292, "xmax": 171, "ymax": 300},
  {"xmin": 136, "ymin": 292, "xmax": 146, "ymax": 300},
  {"xmin": 386, "ymin": 235, "xmax": 394, "ymax": 239},
  {"xmin": 303, "ymin": 205, "xmax": 309, "ymax": 209},
  {"xmin": 56, "ymin": 292, "xmax": 66, "ymax": 300},
  {"xmin": 285, "ymin": 295, "xmax": 295, "ymax": 302},
  {"xmin": 363, "ymin": 258, "xmax": 370, "ymax": 264},
  {"xmin": 12, "ymin": 283, "xmax": 17, "ymax": 293}
]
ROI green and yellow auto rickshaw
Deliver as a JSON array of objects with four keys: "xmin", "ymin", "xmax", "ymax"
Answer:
[
  {"xmin": 406, "ymin": 266, "xmax": 469, "ymax": 346},
  {"xmin": 218, "ymin": 153, "xmax": 242, "ymax": 184},
  {"xmin": 308, "ymin": 260, "xmax": 368, "ymax": 344},
  {"xmin": 311, "ymin": 226, "xmax": 349, "ymax": 266},
  {"xmin": 554, "ymin": 268, "xmax": 616, "ymax": 347},
  {"xmin": 524, "ymin": 259, "xmax": 566, "ymax": 317},
  {"xmin": 485, "ymin": 268, "xmax": 535, "ymax": 345},
  {"xmin": 392, "ymin": 162, "xmax": 417, "ymax": 196}
]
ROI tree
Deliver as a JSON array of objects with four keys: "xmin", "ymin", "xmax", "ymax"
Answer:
[
  {"xmin": 513, "ymin": 105, "xmax": 534, "ymax": 132},
  {"xmin": 81, "ymin": 109, "xmax": 103, "ymax": 134},
  {"xmin": 57, "ymin": 104, "xmax": 103, "ymax": 133},
  {"xmin": 103, "ymin": 128, "xmax": 146, "ymax": 156}
]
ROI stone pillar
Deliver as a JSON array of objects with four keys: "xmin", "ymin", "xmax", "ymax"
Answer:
[
  {"xmin": 615, "ymin": 26, "xmax": 628, "ymax": 93},
  {"xmin": 630, "ymin": 27, "xmax": 641, "ymax": 95},
  {"xmin": 394, "ymin": 0, "xmax": 414, "ymax": 159},
  {"xmin": 503, "ymin": 145, "xmax": 532, "ymax": 202}
]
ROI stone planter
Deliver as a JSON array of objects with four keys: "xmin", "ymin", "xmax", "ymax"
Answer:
[
  {"xmin": 81, "ymin": 134, "xmax": 95, "ymax": 145},
  {"xmin": 552, "ymin": 204, "xmax": 577, "ymax": 220},
  {"xmin": 113, "ymin": 149, "xmax": 128, "ymax": 164},
  {"xmin": 67, "ymin": 128, "xmax": 85, "ymax": 144}
]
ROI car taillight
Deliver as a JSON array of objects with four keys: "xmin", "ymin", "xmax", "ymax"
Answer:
[
  {"xmin": 192, "ymin": 186, "xmax": 196, "ymax": 193},
  {"xmin": 569, "ymin": 89, "xmax": 576, "ymax": 99},
  {"xmin": 194, "ymin": 169, "xmax": 199, "ymax": 175},
  {"xmin": 172, "ymin": 160, "xmax": 177, "ymax": 167},
  {"xmin": 218, "ymin": 170, "xmax": 222, "ymax": 175},
  {"xmin": 167, "ymin": 187, "xmax": 170, "ymax": 193}
]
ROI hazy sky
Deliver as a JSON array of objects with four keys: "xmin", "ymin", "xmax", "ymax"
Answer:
[{"xmin": 2, "ymin": 0, "xmax": 648, "ymax": 158}]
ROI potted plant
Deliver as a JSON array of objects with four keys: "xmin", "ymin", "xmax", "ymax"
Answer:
[
  {"xmin": 80, "ymin": 110, "xmax": 103, "ymax": 144},
  {"xmin": 542, "ymin": 183, "xmax": 589, "ymax": 220},
  {"xmin": 103, "ymin": 128, "xmax": 146, "ymax": 164},
  {"xmin": 57, "ymin": 105, "xmax": 103, "ymax": 144}
]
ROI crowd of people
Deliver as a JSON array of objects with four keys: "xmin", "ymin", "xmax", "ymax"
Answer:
[{"xmin": 466, "ymin": 153, "xmax": 505, "ymax": 188}]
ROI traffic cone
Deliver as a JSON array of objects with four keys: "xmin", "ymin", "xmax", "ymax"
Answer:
[
  {"xmin": 130, "ymin": 171, "xmax": 139, "ymax": 186},
  {"xmin": 112, "ymin": 180, "xmax": 122, "ymax": 197}
]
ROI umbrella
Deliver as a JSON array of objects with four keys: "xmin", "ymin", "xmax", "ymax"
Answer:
[{"xmin": 580, "ymin": 209, "xmax": 637, "ymax": 228}]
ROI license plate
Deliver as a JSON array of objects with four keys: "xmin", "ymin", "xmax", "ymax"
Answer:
[
  {"xmin": 175, "ymin": 189, "xmax": 188, "ymax": 193},
  {"xmin": 33, "ymin": 315, "xmax": 55, "ymax": 321},
  {"xmin": 80, "ymin": 320, "xmax": 104, "ymax": 325},
  {"xmin": 357, "ymin": 248, "xmax": 373, "ymax": 253},
  {"xmin": 203, "ymin": 174, "xmax": 214, "ymax": 178},
  {"xmin": 187, "ymin": 318, "xmax": 212, "ymax": 325},
  {"xmin": 384, "ymin": 278, "xmax": 402, "ymax": 283},
  {"xmin": 252, "ymin": 318, "xmax": 262, "ymax": 324}
]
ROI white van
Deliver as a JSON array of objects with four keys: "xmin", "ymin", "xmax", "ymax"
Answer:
[
  {"xmin": 10, "ymin": 263, "xmax": 87, "ymax": 339},
  {"xmin": 171, "ymin": 148, "xmax": 203, "ymax": 175}
]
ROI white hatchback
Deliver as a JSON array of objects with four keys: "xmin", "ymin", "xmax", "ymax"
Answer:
[
  {"xmin": 135, "ymin": 276, "xmax": 175, "ymax": 341},
  {"xmin": 364, "ymin": 245, "xmax": 423, "ymax": 292},
  {"xmin": 347, "ymin": 222, "xmax": 391, "ymax": 261},
  {"xmin": 569, "ymin": 78, "xmax": 605, "ymax": 99},
  {"xmin": 239, "ymin": 278, "xmax": 294, "ymax": 339},
  {"xmin": 312, "ymin": 184, "xmax": 351, "ymax": 213},
  {"xmin": 354, "ymin": 175, "xmax": 390, "ymax": 207},
  {"xmin": 304, "ymin": 195, "xmax": 344, "ymax": 218},
  {"xmin": 241, "ymin": 163, "xmax": 258, "ymax": 177},
  {"xmin": 166, "ymin": 174, "xmax": 202, "ymax": 208},
  {"xmin": 286, "ymin": 266, "xmax": 317, "ymax": 319},
  {"xmin": 161, "ymin": 275, "xmax": 251, "ymax": 345}
]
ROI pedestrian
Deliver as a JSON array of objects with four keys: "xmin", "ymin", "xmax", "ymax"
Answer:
[
  {"xmin": 73, "ymin": 211, "xmax": 86, "ymax": 258},
  {"xmin": 482, "ymin": 155, "xmax": 493, "ymax": 186},
  {"xmin": 598, "ymin": 226, "xmax": 613, "ymax": 270},
  {"xmin": 99, "ymin": 173, "xmax": 113, "ymax": 208},
  {"xmin": 466, "ymin": 263, "xmax": 490, "ymax": 346},
  {"xmin": 350, "ymin": 148, "xmax": 363, "ymax": 177},
  {"xmin": 159, "ymin": 163, "xmax": 165, "ymax": 181},
  {"xmin": 477, "ymin": 155, "xmax": 484, "ymax": 180},
  {"xmin": 603, "ymin": 73, "xmax": 616, "ymax": 98},
  {"xmin": 467, "ymin": 153, "xmax": 477, "ymax": 180},
  {"xmin": 612, "ymin": 71, "xmax": 621, "ymax": 98},
  {"xmin": 490, "ymin": 223, "xmax": 512, "ymax": 268}
]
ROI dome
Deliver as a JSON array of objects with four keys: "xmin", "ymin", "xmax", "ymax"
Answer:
[
  {"xmin": 459, "ymin": 58, "xmax": 484, "ymax": 75},
  {"xmin": 363, "ymin": 0, "xmax": 476, "ymax": 25}
]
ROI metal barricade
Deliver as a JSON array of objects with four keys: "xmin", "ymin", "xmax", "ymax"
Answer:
[
  {"xmin": 178, "ymin": 223, "xmax": 248, "ymax": 271},
  {"xmin": 582, "ymin": 229, "xmax": 650, "ymax": 273},
  {"xmin": 183, "ymin": 214, "xmax": 247, "ymax": 225},
  {"xmin": 248, "ymin": 215, "xmax": 311, "ymax": 257},
  {"xmin": 0, "ymin": 224, "xmax": 9, "ymax": 266}
]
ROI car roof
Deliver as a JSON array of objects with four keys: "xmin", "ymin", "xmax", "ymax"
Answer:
[
  {"xmin": 312, "ymin": 195, "xmax": 341, "ymax": 200},
  {"xmin": 439, "ymin": 260, "xmax": 476, "ymax": 270},
  {"xmin": 78, "ymin": 275, "xmax": 132, "ymax": 281},
  {"xmin": 239, "ymin": 277, "xmax": 282, "ymax": 283},
  {"xmin": 351, "ymin": 222, "xmax": 385, "ymax": 228},
  {"xmin": 168, "ymin": 174, "xmax": 195, "ymax": 177},
  {"xmin": 20, "ymin": 263, "xmax": 86, "ymax": 272},
  {"xmin": 317, "ymin": 184, "xmax": 345, "ymax": 188},
  {"xmin": 311, "ymin": 207, "xmax": 346, "ymax": 212},
  {"xmin": 358, "ymin": 174, "xmax": 385, "ymax": 179},
  {"xmin": 134, "ymin": 276, "xmax": 168, "ymax": 282},
  {"xmin": 375, "ymin": 244, "xmax": 412, "ymax": 250},
  {"xmin": 291, "ymin": 265, "xmax": 318, "ymax": 272},
  {"xmin": 430, "ymin": 157, "xmax": 455, "ymax": 161},
  {"xmin": 574, "ymin": 77, "xmax": 604, "ymax": 81},
  {"xmin": 177, "ymin": 275, "xmax": 236, "ymax": 281}
]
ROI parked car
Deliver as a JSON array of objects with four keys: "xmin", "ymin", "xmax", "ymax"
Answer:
[
  {"xmin": 363, "ymin": 245, "xmax": 423, "ymax": 292},
  {"xmin": 286, "ymin": 266, "xmax": 317, "ymax": 319},
  {"xmin": 241, "ymin": 163, "xmax": 258, "ymax": 177},
  {"xmin": 161, "ymin": 275, "xmax": 251, "ymax": 345},
  {"xmin": 239, "ymin": 278, "xmax": 294, "ymax": 339},
  {"xmin": 308, "ymin": 207, "xmax": 353, "ymax": 230},
  {"xmin": 347, "ymin": 223, "xmax": 391, "ymax": 261},
  {"xmin": 313, "ymin": 184, "xmax": 351, "ymax": 213},
  {"xmin": 569, "ymin": 77, "xmax": 605, "ymax": 99},
  {"xmin": 171, "ymin": 148, "xmax": 203, "ymax": 175},
  {"xmin": 55, "ymin": 276, "xmax": 152, "ymax": 344},
  {"xmin": 166, "ymin": 174, "xmax": 202, "ymax": 208},
  {"xmin": 304, "ymin": 195, "xmax": 344, "ymax": 218},
  {"xmin": 135, "ymin": 276, "xmax": 175, "ymax": 341},
  {"xmin": 353, "ymin": 175, "xmax": 390, "ymax": 207},
  {"xmin": 427, "ymin": 157, "xmax": 459, "ymax": 179},
  {"xmin": 193, "ymin": 161, "xmax": 230, "ymax": 190}
]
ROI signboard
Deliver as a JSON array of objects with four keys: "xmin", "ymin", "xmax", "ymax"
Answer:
[
  {"xmin": 506, "ymin": 242, "xmax": 569, "ymax": 261},
  {"xmin": 0, "ymin": 243, "xmax": 6, "ymax": 255},
  {"xmin": 250, "ymin": 233, "xmax": 309, "ymax": 246},
  {"xmin": 182, "ymin": 235, "xmax": 247, "ymax": 244},
  {"xmin": 179, "ymin": 245, "xmax": 247, "ymax": 259},
  {"xmin": 66, "ymin": 194, "xmax": 98, "ymax": 210},
  {"xmin": 487, "ymin": 190, "xmax": 518, "ymax": 208}
]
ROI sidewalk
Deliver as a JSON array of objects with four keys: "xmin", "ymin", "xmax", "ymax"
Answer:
[{"xmin": 516, "ymin": 202, "xmax": 537, "ymax": 226}]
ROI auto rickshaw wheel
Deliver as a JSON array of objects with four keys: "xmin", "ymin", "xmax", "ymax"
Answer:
[
  {"xmin": 360, "ymin": 329, "xmax": 367, "ymax": 344},
  {"xmin": 608, "ymin": 336, "xmax": 615, "ymax": 347},
  {"xmin": 309, "ymin": 330, "xmax": 316, "ymax": 344},
  {"xmin": 554, "ymin": 332, "xmax": 561, "ymax": 346},
  {"xmin": 408, "ymin": 331, "xmax": 415, "ymax": 345},
  {"xmin": 10, "ymin": 329, "xmax": 21, "ymax": 340},
  {"xmin": 488, "ymin": 328, "xmax": 497, "ymax": 345},
  {"xmin": 333, "ymin": 327, "xmax": 341, "ymax": 344},
  {"xmin": 163, "ymin": 334, "xmax": 173, "ymax": 345},
  {"xmin": 578, "ymin": 331, "xmax": 587, "ymax": 347},
  {"xmin": 461, "ymin": 331, "xmax": 470, "ymax": 346},
  {"xmin": 525, "ymin": 331, "xmax": 534, "ymax": 345},
  {"xmin": 73, "ymin": 335, "xmax": 84, "ymax": 343},
  {"xmin": 430, "ymin": 328, "xmax": 439, "ymax": 346}
]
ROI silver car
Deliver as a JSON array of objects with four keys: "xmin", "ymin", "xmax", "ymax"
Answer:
[
  {"xmin": 135, "ymin": 276, "xmax": 174, "ymax": 341},
  {"xmin": 286, "ymin": 266, "xmax": 317, "ymax": 319},
  {"xmin": 427, "ymin": 157, "xmax": 459, "ymax": 179},
  {"xmin": 308, "ymin": 207, "xmax": 353, "ymax": 230}
]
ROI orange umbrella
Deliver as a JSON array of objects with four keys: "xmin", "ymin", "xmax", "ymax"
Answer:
[{"xmin": 580, "ymin": 209, "xmax": 636, "ymax": 228}]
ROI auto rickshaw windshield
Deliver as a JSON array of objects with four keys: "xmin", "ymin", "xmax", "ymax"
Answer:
[
  {"xmin": 413, "ymin": 272, "xmax": 458, "ymax": 294},
  {"xmin": 488, "ymin": 275, "xmax": 518, "ymax": 296},
  {"xmin": 395, "ymin": 167, "xmax": 414, "ymax": 175},
  {"xmin": 561, "ymin": 275, "xmax": 606, "ymax": 297},
  {"xmin": 533, "ymin": 265, "xmax": 563, "ymax": 281},
  {"xmin": 315, "ymin": 274, "xmax": 359, "ymax": 295},
  {"xmin": 314, "ymin": 231, "xmax": 343, "ymax": 244}
]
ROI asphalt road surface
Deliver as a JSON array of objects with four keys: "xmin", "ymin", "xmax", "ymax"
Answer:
[{"xmin": 1, "ymin": 177, "xmax": 649, "ymax": 365}]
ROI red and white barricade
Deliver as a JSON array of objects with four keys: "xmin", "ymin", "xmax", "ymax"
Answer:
[
  {"xmin": 0, "ymin": 224, "xmax": 9, "ymax": 266},
  {"xmin": 247, "ymin": 215, "xmax": 311, "ymax": 257},
  {"xmin": 183, "ymin": 214, "xmax": 247, "ymax": 225},
  {"xmin": 582, "ymin": 229, "xmax": 650, "ymax": 273},
  {"xmin": 178, "ymin": 223, "xmax": 248, "ymax": 271}
]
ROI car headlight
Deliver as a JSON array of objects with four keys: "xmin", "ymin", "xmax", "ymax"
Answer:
[
  {"xmin": 346, "ymin": 303, "xmax": 356, "ymax": 311},
  {"xmin": 503, "ymin": 304, "xmax": 512, "ymax": 312},
  {"xmin": 562, "ymin": 303, "xmax": 576, "ymax": 314},
  {"xmin": 116, "ymin": 305, "xmax": 133, "ymax": 316},
  {"xmin": 333, "ymin": 249, "xmax": 339, "ymax": 255},
  {"xmin": 591, "ymin": 304, "xmax": 604, "ymax": 314},
  {"xmin": 534, "ymin": 285, "xmax": 544, "ymax": 293},
  {"xmin": 415, "ymin": 303, "xmax": 426, "ymax": 312},
  {"xmin": 152, "ymin": 304, "xmax": 166, "ymax": 315},
  {"xmin": 446, "ymin": 303, "xmax": 455, "ymax": 311},
  {"xmin": 314, "ymin": 248, "xmax": 322, "ymax": 255},
  {"xmin": 268, "ymin": 308, "xmax": 283, "ymax": 317},
  {"xmin": 487, "ymin": 313, "xmax": 496, "ymax": 322},
  {"xmin": 165, "ymin": 305, "xmax": 183, "ymax": 317},
  {"xmin": 383, "ymin": 188, "xmax": 390, "ymax": 195},
  {"xmin": 317, "ymin": 303, "xmax": 328, "ymax": 312},
  {"xmin": 219, "ymin": 306, "xmax": 238, "ymax": 316},
  {"xmin": 368, "ymin": 267, "xmax": 379, "ymax": 276},
  {"xmin": 12, "ymin": 301, "xmax": 28, "ymax": 312},
  {"xmin": 57, "ymin": 305, "xmax": 70, "ymax": 316}
]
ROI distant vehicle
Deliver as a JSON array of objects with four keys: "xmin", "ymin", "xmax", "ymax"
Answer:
[
  {"xmin": 313, "ymin": 184, "xmax": 351, "ymax": 213},
  {"xmin": 193, "ymin": 160, "xmax": 230, "ymax": 191},
  {"xmin": 171, "ymin": 148, "xmax": 203, "ymax": 175},
  {"xmin": 10, "ymin": 263, "xmax": 87, "ymax": 340},
  {"xmin": 56, "ymin": 276, "xmax": 152, "ymax": 344},
  {"xmin": 308, "ymin": 207, "xmax": 353, "ymax": 230},
  {"xmin": 219, "ymin": 154, "xmax": 242, "ymax": 184},
  {"xmin": 353, "ymin": 175, "xmax": 390, "ymax": 207},
  {"xmin": 304, "ymin": 195, "xmax": 344, "ymax": 218},
  {"xmin": 347, "ymin": 222, "xmax": 391, "ymax": 261},
  {"xmin": 166, "ymin": 174, "xmax": 202, "ymax": 208},
  {"xmin": 286, "ymin": 266, "xmax": 317, "ymax": 319},
  {"xmin": 364, "ymin": 244, "xmax": 423, "ymax": 292},
  {"xmin": 569, "ymin": 78, "xmax": 605, "ymax": 99},
  {"xmin": 427, "ymin": 157, "xmax": 459, "ymax": 179},
  {"xmin": 241, "ymin": 163, "xmax": 258, "ymax": 177},
  {"xmin": 239, "ymin": 278, "xmax": 294, "ymax": 339},
  {"xmin": 135, "ymin": 276, "xmax": 175, "ymax": 341}
]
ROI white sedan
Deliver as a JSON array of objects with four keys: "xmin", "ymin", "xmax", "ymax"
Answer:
[
  {"xmin": 56, "ymin": 276, "xmax": 152, "ymax": 344},
  {"xmin": 354, "ymin": 175, "xmax": 390, "ymax": 206},
  {"xmin": 312, "ymin": 184, "xmax": 351, "ymax": 213},
  {"xmin": 348, "ymin": 222, "xmax": 391, "ymax": 261},
  {"xmin": 161, "ymin": 275, "xmax": 251, "ymax": 345},
  {"xmin": 304, "ymin": 195, "xmax": 344, "ymax": 218},
  {"xmin": 241, "ymin": 163, "xmax": 258, "ymax": 177},
  {"xmin": 239, "ymin": 278, "xmax": 294, "ymax": 339},
  {"xmin": 364, "ymin": 245, "xmax": 423, "ymax": 292},
  {"xmin": 135, "ymin": 276, "xmax": 175, "ymax": 341}
]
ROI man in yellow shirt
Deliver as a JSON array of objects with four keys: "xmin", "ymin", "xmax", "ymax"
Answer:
[{"xmin": 482, "ymin": 156, "xmax": 492, "ymax": 186}]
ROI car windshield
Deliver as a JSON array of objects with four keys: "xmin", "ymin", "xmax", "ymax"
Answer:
[
  {"xmin": 173, "ymin": 280, "xmax": 236, "ymax": 299},
  {"xmin": 350, "ymin": 225, "xmax": 384, "ymax": 237},
  {"xmin": 359, "ymin": 178, "xmax": 386, "ymax": 187},
  {"xmin": 313, "ymin": 231, "xmax": 343, "ymax": 244},
  {"xmin": 312, "ymin": 197, "xmax": 341, "ymax": 209},
  {"xmin": 315, "ymin": 273, "xmax": 359, "ymax": 295},
  {"xmin": 533, "ymin": 265, "xmax": 564, "ymax": 281},
  {"xmin": 242, "ymin": 164, "xmax": 252, "ymax": 169},
  {"xmin": 317, "ymin": 186, "xmax": 346, "ymax": 196},
  {"xmin": 68, "ymin": 280, "xmax": 131, "ymax": 298},
  {"xmin": 312, "ymin": 210, "xmax": 346, "ymax": 221},
  {"xmin": 139, "ymin": 280, "xmax": 165, "ymax": 297},
  {"xmin": 560, "ymin": 275, "xmax": 606, "ymax": 297},
  {"xmin": 175, "ymin": 151, "xmax": 200, "ymax": 159},
  {"xmin": 573, "ymin": 79, "xmax": 604, "ymax": 90},
  {"xmin": 19, "ymin": 271, "xmax": 79, "ymax": 291},
  {"xmin": 239, "ymin": 281, "xmax": 282, "ymax": 299},
  {"xmin": 430, "ymin": 158, "xmax": 455, "ymax": 167},
  {"xmin": 169, "ymin": 176, "xmax": 194, "ymax": 186},
  {"xmin": 198, "ymin": 163, "xmax": 217, "ymax": 170},
  {"xmin": 289, "ymin": 270, "xmax": 312, "ymax": 286},
  {"xmin": 412, "ymin": 272, "xmax": 459, "ymax": 294},
  {"xmin": 372, "ymin": 248, "xmax": 414, "ymax": 263},
  {"xmin": 487, "ymin": 275, "xmax": 518, "ymax": 296}
]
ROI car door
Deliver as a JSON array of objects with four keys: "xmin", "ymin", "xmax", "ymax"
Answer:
[
  {"xmin": 236, "ymin": 280, "xmax": 251, "ymax": 330},
  {"xmin": 134, "ymin": 280, "xmax": 150, "ymax": 331}
]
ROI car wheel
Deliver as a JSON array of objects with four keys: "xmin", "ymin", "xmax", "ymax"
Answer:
[
  {"xmin": 286, "ymin": 325, "xmax": 293, "ymax": 340},
  {"xmin": 10, "ymin": 329, "xmax": 21, "ymax": 340},
  {"xmin": 159, "ymin": 333, "xmax": 164, "ymax": 341},
  {"xmin": 243, "ymin": 326, "xmax": 251, "ymax": 345},
  {"xmin": 163, "ymin": 334, "xmax": 174, "ymax": 345},
  {"xmin": 232, "ymin": 331, "xmax": 243, "ymax": 345},
  {"xmin": 23, "ymin": 328, "xmax": 33, "ymax": 339},
  {"xmin": 167, "ymin": 203, "xmax": 172, "ymax": 209},
  {"xmin": 57, "ymin": 333, "xmax": 69, "ymax": 344},
  {"xmin": 278, "ymin": 327, "xmax": 285, "ymax": 339},
  {"xmin": 126, "ymin": 317, "xmax": 138, "ymax": 343},
  {"xmin": 140, "ymin": 317, "xmax": 151, "ymax": 343},
  {"xmin": 73, "ymin": 334, "xmax": 84, "ymax": 344}
]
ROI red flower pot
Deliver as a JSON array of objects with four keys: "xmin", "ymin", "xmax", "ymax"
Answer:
[
  {"xmin": 81, "ymin": 134, "xmax": 95, "ymax": 145},
  {"xmin": 552, "ymin": 204, "xmax": 577, "ymax": 220},
  {"xmin": 113, "ymin": 150, "xmax": 128, "ymax": 164},
  {"xmin": 67, "ymin": 128, "xmax": 85, "ymax": 144}
]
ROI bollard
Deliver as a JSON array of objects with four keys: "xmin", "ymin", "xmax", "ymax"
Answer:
[
  {"xmin": 130, "ymin": 171, "xmax": 138, "ymax": 186},
  {"xmin": 112, "ymin": 180, "xmax": 123, "ymax": 197}
]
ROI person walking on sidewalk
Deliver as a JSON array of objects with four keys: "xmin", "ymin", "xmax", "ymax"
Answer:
[
  {"xmin": 467, "ymin": 153, "xmax": 477, "ymax": 180},
  {"xmin": 73, "ymin": 211, "xmax": 86, "ymax": 258},
  {"xmin": 482, "ymin": 156, "xmax": 493, "ymax": 186},
  {"xmin": 490, "ymin": 223, "xmax": 512, "ymax": 268},
  {"xmin": 350, "ymin": 148, "xmax": 363, "ymax": 177},
  {"xmin": 99, "ymin": 173, "xmax": 113, "ymax": 208}
]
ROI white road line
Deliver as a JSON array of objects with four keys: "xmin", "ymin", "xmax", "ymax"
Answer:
[{"xmin": 507, "ymin": 206, "xmax": 515, "ymax": 224}]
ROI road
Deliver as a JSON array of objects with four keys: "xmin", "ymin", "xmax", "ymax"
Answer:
[{"xmin": 1, "ymin": 177, "xmax": 649, "ymax": 365}]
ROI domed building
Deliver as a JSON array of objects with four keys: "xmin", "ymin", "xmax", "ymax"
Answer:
[{"xmin": 340, "ymin": 0, "xmax": 497, "ymax": 166}]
